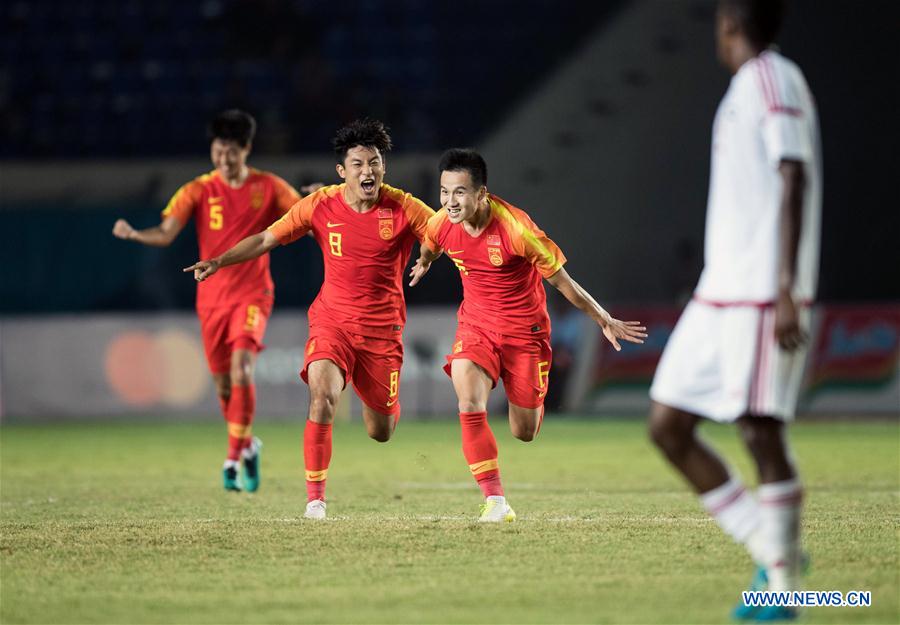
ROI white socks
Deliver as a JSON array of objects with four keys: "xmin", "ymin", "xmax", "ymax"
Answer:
[
  {"xmin": 758, "ymin": 478, "xmax": 803, "ymax": 591},
  {"xmin": 701, "ymin": 478, "xmax": 762, "ymax": 544},
  {"xmin": 701, "ymin": 476, "xmax": 803, "ymax": 592}
]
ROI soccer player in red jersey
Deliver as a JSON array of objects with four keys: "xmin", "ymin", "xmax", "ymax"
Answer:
[
  {"xmin": 410, "ymin": 149, "xmax": 646, "ymax": 521},
  {"xmin": 113, "ymin": 110, "xmax": 309, "ymax": 493},
  {"xmin": 184, "ymin": 119, "xmax": 439, "ymax": 520}
]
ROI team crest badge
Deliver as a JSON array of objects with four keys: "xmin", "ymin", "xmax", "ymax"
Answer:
[
  {"xmin": 379, "ymin": 218, "xmax": 393, "ymax": 240},
  {"xmin": 453, "ymin": 340, "xmax": 463, "ymax": 353},
  {"xmin": 486, "ymin": 234, "xmax": 501, "ymax": 246},
  {"xmin": 487, "ymin": 247, "xmax": 503, "ymax": 266},
  {"xmin": 250, "ymin": 183, "xmax": 264, "ymax": 209},
  {"xmin": 306, "ymin": 339, "xmax": 316, "ymax": 355}
]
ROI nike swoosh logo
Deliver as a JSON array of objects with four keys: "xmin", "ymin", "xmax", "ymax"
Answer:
[
  {"xmin": 386, "ymin": 398, "xmax": 398, "ymax": 407},
  {"xmin": 538, "ymin": 391, "xmax": 546, "ymax": 398},
  {"xmin": 326, "ymin": 222, "xmax": 345, "ymax": 227},
  {"xmin": 447, "ymin": 250, "xmax": 464, "ymax": 255}
]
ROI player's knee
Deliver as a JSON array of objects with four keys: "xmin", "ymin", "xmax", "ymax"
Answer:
[
  {"xmin": 648, "ymin": 413, "xmax": 693, "ymax": 460},
  {"xmin": 229, "ymin": 354, "xmax": 255, "ymax": 386},
  {"xmin": 367, "ymin": 424, "xmax": 392, "ymax": 443},
  {"xmin": 309, "ymin": 388, "xmax": 340, "ymax": 420},
  {"xmin": 214, "ymin": 378, "xmax": 231, "ymax": 400},
  {"xmin": 457, "ymin": 399, "xmax": 487, "ymax": 413},
  {"xmin": 511, "ymin": 423, "xmax": 536, "ymax": 442},
  {"xmin": 230, "ymin": 366, "xmax": 252, "ymax": 387},
  {"xmin": 737, "ymin": 418, "xmax": 784, "ymax": 459}
]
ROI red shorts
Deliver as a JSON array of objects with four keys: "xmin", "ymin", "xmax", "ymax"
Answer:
[
  {"xmin": 444, "ymin": 324, "xmax": 552, "ymax": 409},
  {"xmin": 197, "ymin": 297, "xmax": 273, "ymax": 374},
  {"xmin": 301, "ymin": 324, "xmax": 404, "ymax": 416}
]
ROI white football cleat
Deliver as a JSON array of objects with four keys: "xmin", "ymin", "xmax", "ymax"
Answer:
[
  {"xmin": 478, "ymin": 496, "xmax": 516, "ymax": 523},
  {"xmin": 303, "ymin": 499, "xmax": 327, "ymax": 520}
]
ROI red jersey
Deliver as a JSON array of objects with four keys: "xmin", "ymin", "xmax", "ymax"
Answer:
[
  {"xmin": 424, "ymin": 194, "xmax": 566, "ymax": 339},
  {"xmin": 267, "ymin": 183, "xmax": 434, "ymax": 338},
  {"xmin": 163, "ymin": 168, "xmax": 300, "ymax": 309}
]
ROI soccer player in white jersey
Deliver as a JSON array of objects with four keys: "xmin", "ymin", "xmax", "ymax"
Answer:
[{"xmin": 647, "ymin": 0, "xmax": 821, "ymax": 621}]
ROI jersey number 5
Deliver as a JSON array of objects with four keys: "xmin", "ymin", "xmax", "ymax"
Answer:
[{"xmin": 209, "ymin": 205, "xmax": 223, "ymax": 230}]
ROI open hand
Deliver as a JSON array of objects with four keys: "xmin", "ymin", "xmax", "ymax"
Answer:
[
  {"xmin": 408, "ymin": 257, "xmax": 432, "ymax": 287},
  {"xmin": 601, "ymin": 317, "xmax": 647, "ymax": 352}
]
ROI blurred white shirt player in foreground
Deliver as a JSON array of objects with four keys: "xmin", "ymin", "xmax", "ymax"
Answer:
[{"xmin": 647, "ymin": 0, "xmax": 821, "ymax": 621}]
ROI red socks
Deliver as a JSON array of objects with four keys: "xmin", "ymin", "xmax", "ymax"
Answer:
[
  {"xmin": 460, "ymin": 411, "xmax": 503, "ymax": 497},
  {"xmin": 304, "ymin": 420, "xmax": 332, "ymax": 502},
  {"xmin": 225, "ymin": 384, "xmax": 255, "ymax": 461}
]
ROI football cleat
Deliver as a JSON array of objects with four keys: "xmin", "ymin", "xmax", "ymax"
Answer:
[
  {"xmin": 732, "ymin": 565, "xmax": 768, "ymax": 621},
  {"xmin": 241, "ymin": 437, "xmax": 262, "ymax": 493},
  {"xmin": 304, "ymin": 499, "xmax": 327, "ymax": 520},
  {"xmin": 223, "ymin": 464, "xmax": 241, "ymax": 492},
  {"xmin": 478, "ymin": 496, "xmax": 516, "ymax": 523},
  {"xmin": 732, "ymin": 554, "xmax": 810, "ymax": 621}
]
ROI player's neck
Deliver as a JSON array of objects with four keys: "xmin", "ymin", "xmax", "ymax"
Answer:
[
  {"xmin": 342, "ymin": 185, "xmax": 379, "ymax": 213},
  {"xmin": 221, "ymin": 166, "xmax": 250, "ymax": 189},
  {"xmin": 462, "ymin": 201, "xmax": 492, "ymax": 236},
  {"xmin": 728, "ymin": 39, "xmax": 765, "ymax": 74}
]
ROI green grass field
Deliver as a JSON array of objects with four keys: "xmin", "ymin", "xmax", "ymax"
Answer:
[{"xmin": 1, "ymin": 418, "xmax": 897, "ymax": 624}]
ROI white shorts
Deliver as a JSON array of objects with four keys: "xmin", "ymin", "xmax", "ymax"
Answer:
[{"xmin": 649, "ymin": 300, "xmax": 810, "ymax": 422}]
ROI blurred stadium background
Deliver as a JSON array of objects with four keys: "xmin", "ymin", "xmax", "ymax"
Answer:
[
  {"xmin": 2, "ymin": 2, "xmax": 899, "ymax": 624},
  {"xmin": 1, "ymin": 0, "xmax": 897, "ymax": 422}
]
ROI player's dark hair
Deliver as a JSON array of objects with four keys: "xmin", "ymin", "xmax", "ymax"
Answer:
[
  {"xmin": 718, "ymin": 0, "xmax": 786, "ymax": 46},
  {"xmin": 332, "ymin": 118, "xmax": 393, "ymax": 163},
  {"xmin": 207, "ymin": 109, "xmax": 256, "ymax": 148},
  {"xmin": 439, "ymin": 148, "xmax": 488, "ymax": 189}
]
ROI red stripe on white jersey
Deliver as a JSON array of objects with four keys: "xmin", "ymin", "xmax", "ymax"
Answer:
[
  {"xmin": 754, "ymin": 61, "xmax": 776, "ymax": 109},
  {"xmin": 768, "ymin": 105, "xmax": 804, "ymax": 117},
  {"xmin": 748, "ymin": 309, "xmax": 765, "ymax": 413},
  {"xmin": 761, "ymin": 55, "xmax": 782, "ymax": 108}
]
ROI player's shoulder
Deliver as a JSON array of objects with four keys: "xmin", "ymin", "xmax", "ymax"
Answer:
[
  {"xmin": 740, "ymin": 50, "xmax": 809, "ymax": 106},
  {"xmin": 249, "ymin": 167, "xmax": 289, "ymax": 187},
  {"xmin": 308, "ymin": 183, "xmax": 343, "ymax": 205},
  {"xmin": 380, "ymin": 183, "xmax": 433, "ymax": 214},
  {"xmin": 188, "ymin": 170, "xmax": 218, "ymax": 190},
  {"xmin": 377, "ymin": 183, "xmax": 406, "ymax": 204},
  {"xmin": 491, "ymin": 194, "xmax": 534, "ymax": 232},
  {"xmin": 426, "ymin": 207, "xmax": 451, "ymax": 232},
  {"xmin": 379, "ymin": 183, "xmax": 421, "ymax": 210}
]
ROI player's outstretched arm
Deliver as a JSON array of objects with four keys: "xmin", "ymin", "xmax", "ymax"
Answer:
[
  {"xmin": 546, "ymin": 268, "xmax": 647, "ymax": 352},
  {"xmin": 112, "ymin": 215, "xmax": 185, "ymax": 247},
  {"xmin": 183, "ymin": 230, "xmax": 280, "ymax": 282},
  {"xmin": 409, "ymin": 245, "xmax": 443, "ymax": 287}
]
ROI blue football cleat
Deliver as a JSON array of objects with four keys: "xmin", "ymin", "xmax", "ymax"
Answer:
[
  {"xmin": 223, "ymin": 464, "xmax": 241, "ymax": 492},
  {"xmin": 732, "ymin": 565, "xmax": 768, "ymax": 621},
  {"xmin": 732, "ymin": 554, "xmax": 810, "ymax": 622},
  {"xmin": 241, "ymin": 437, "xmax": 262, "ymax": 493}
]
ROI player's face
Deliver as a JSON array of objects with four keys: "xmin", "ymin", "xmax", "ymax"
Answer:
[
  {"xmin": 337, "ymin": 146, "xmax": 384, "ymax": 201},
  {"xmin": 210, "ymin": 139, "xmax": 250, "ymax": 181},
  {"xmin": 440, "ymin": 170, "xmax": 484, "ymax": 224}
]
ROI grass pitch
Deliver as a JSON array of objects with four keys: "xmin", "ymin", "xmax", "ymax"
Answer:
[{"xmin": 1, "ymin": 418, "xmax": 897, "ymax": 624}]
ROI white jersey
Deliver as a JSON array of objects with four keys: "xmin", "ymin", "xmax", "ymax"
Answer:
[{"xmin": 695, "ymin": 50, "xmax": 822, "ymax": 304}]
